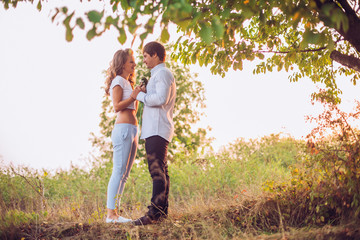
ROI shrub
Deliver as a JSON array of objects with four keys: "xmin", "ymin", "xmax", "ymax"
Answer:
[{"xmin": 264, "ymin": 90, "xmax": 360, "ymax": 226}]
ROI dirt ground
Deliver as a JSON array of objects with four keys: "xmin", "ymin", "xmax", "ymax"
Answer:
[{"xmin": 1, "ymin": 221, "xmax": 360, "ymax": 240}]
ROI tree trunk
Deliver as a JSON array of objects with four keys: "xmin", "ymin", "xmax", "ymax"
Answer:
[{"xmin": 330, "ymin": 50, "xmax": 360, "ymax": 73}]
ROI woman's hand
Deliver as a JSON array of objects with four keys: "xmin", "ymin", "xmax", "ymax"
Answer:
[{"xmin": 131, "ymin": 86, "xmax": 141, "ymax": 100}]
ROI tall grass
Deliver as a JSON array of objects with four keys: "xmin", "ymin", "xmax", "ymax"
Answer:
[{"xmin": 0, "ymin": 134, "xmax": 309, "ymax": 239}]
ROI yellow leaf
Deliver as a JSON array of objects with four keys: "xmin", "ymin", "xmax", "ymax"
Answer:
[{"xmin": 293, "ymin": 12, "xmax": 300, "ymax": 21}]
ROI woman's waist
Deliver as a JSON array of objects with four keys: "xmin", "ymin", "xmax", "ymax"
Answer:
[{"xmin": 115, "ymin": 109, "xmax": 138, "ymax": 124}]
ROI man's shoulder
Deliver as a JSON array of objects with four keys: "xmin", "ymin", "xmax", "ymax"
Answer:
[{"xmin": 157, "ymin": 66, "xmax": 174, "ymax": 80}]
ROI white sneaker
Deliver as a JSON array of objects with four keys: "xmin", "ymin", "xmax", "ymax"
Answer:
[
  {"xmin": 105, "ymin": 216, "xmax": 132, "ymax": 223},
  {"xmin": 117, "ymin": 216, "xmax": 132, "ymax": 223},
  {"xmin": 106, "ymin": 217, "xmax": 119, "ymax": 223}
]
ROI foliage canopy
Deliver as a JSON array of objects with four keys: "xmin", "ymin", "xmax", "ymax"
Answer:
[{"xmin": 3, "ymin": 0, "xmax": 360, "ymax": 99}]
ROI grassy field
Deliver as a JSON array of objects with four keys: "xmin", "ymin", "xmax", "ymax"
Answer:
[{"xmin": 1, "ymin": 134, "xmax": 360, "ymax": 239}]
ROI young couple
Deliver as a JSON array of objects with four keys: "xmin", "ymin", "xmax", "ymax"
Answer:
[{"xmin": 104, "ymin": 41, "xmax": 176, "ymax": 226}]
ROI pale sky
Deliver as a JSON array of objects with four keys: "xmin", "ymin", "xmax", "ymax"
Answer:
[{"xmin": 1, "ymin": 2, "xmax": 359, "ymax": 170}]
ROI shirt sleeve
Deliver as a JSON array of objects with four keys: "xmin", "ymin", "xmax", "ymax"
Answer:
[
  {"xmin": 136, "ymin": 70, "xmax": 173, "ymax": 107},
  {"xmin": 110, "ymin": 76, "xmax": 125, "ymax": 91}
]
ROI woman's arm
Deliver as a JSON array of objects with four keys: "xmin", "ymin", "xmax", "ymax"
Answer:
[{"xmin": 112, "ymin": 85, "xmax": 136, "ymax": 112}]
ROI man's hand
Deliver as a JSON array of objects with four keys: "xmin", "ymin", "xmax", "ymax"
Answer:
[{"xmin": 140, "ymin": 85, "xmax": 147, "ymax": 93}]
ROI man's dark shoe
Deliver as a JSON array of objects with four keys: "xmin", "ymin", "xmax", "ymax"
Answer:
[{"xmin": 133, "ymin": 215, "xmax": 153, "ymax": 226}]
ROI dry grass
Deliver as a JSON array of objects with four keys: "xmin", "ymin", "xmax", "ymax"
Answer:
[
  {"xmin": 2, "ymin": 192, "xmax": 360, "ymax": 240},
  {"xmin": 2, "ymin": 132, "xmax": 360, "ymax": 239}
]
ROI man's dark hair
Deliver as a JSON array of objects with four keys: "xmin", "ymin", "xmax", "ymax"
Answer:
[{"xmin": 143, "ymin": 41, "xmax": 166, "ymax": 61}]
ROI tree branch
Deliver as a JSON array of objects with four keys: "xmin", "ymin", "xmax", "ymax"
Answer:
[
  {"xmin": 258, "ymin": 46, "xmax": 327, "ymax": 54},
  {"xmin": 10, "ymin": 166, "xmax": 44, "ymax": 198},
  {"xmin": 336, "ymin": 0, "xmax": 358, "ymax": 17},
  {"xmin": 330, "ymin": 50, "xmax": 360, "ymax": 72}
]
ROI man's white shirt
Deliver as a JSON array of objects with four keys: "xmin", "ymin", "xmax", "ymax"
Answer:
[{"xmin": 136, "ymin": 63, "xmax": 176, "ymax": 142}]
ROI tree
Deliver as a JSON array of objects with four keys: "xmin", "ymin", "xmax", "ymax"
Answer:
[
  {"xmin": 90, "ymin": 49, "xmax": 212, "ymax": 163},
  {"xmin": 2, "ymin": 0, "xmax": 359, "ymax": 100}
]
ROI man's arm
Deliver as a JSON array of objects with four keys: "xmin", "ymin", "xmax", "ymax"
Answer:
[{"xmin": 137, "ymin": 70, "xmax": 173, "ymax": 107}]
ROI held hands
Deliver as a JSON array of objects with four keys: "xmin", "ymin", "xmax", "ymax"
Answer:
[
  {"xmin": 131, "ymin": 86, "xmax": 141, "ymax": 100},
  {"xmin": 131, "ymin": 85, "xmax": 146, "ymax": 100},
  {"xmin": 140, "ymin": 84, "xmax": 147, "ymax": 93},
  {"xmin": 139, "ymin": 77, "xmax": 148, "ymax": 93}
]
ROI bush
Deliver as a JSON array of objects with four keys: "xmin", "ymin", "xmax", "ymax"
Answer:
[{"xmin": 264, "ymin": 90, "xmax": 360, "ymax": 226}]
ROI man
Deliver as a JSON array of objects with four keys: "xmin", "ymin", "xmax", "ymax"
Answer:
[{"xmin": 131, "ymin": 41, "xmax": 176, "ymax": 225}]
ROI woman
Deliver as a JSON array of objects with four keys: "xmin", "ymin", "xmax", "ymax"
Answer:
[{"xmin": 104, "ymin": 49, "xmax": 138, "ymax": 223}]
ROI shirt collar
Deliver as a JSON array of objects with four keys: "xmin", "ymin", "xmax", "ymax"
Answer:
[{"xmin": 150, "ymin": 63, "xmax": 165, "ymax": 76}]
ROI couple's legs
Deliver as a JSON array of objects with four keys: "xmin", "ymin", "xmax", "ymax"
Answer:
[
  {"xmin": 107, "ymin": 124, "xmax": 138, "ymax": 218},
  {"xmin": 145, "ymin": 135, "xmax": 170, "ymax": 220}
]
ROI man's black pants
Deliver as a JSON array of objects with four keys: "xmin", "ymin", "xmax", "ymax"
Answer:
[{"xmin": 145, "ymin": 135, "xmax": 169, "ymax": 220}]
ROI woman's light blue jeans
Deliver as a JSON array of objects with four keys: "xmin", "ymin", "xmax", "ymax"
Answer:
[{"xmin": 107, "ymin": 123, "xmax": 138, "ymax": 210}]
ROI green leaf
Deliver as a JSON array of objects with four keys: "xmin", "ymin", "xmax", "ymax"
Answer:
[
  {"xmin": 329, "ymin": 8, "xmax": 349, "ymax": 32},
  {"xmin": 105, "ymin": 16, "xmax": 114, "ymax": 25},
  {"xmin": 327, "ymin": 38, "xmax": 335, "ymax": 51},
  {"xmin": 256, "ymin": 52, "xmax": 265, "ymax": 60},
  {"xmin": 65, "ymin": 27, "xmax": 73, "ymax": 42},
  {"xmin": 145, "ymin": 18, "xmax": 156, "ymax": 33},
  {"xmin": 221, "ymin": 8, "xmax": 230, "ymax": 18},
  {"xmin": 334, "ymin": 10, "xmax": 349, "ymax": 32},
  {"xmin": 233, "ymin": 62, "xmax": 238, "ymax": 71},
  {"xmin": 147, "ymin": 18, "xmax": 156, "ymax": 28},
  {"xmin": 86, "ymin": 28, "xmax": 97, "ymax": 40},
  {"xmin": 246, "ymin": 53, "xmax": 255, "ymax": 61},
  {"xmin": 267, "ymin": 40, "xmax": 274, "ymax": 49},
  {"xmin": 287, "ymin": 52, "xmax": 296, "ymax": 62},
  {"xmin": 199, "ymin": 23, "xmax": 213, "ymax": 44},
  {"xmin": 321, "ymin": 3, "xmax": 334, "ymax": 17},
  {"xmin": 120, "ymin": 0, "xmax": 129, "ymax": 11},
  {"xmin": 87, "ymin": 10, "xmax": 103, "ymax": 24},
  {"xmin": 112, "ymin": 3, "xmax": 118, "ymax": 12},
  {"xmin": 140, "ymin": 32, "xmax": 148, "ymax": 41},
  {"xmin": 37, "ymin": 1, "xmax": 42, "ymax": 11},
  {"xmin": 76, "ymin": 18, "xmax": 85, "ymax": 29},
  {"xmin": 182, "ymin": 2, "xmax": 193, "ymax": 13},
  {"xmin": 238, "ymin": 60, "xmax": 243, "ymax": 70},
  {"xmin": 61, "ymin": 7, "xmax": 68, "ymax": 14},
  {"xmin": 127, "ymin": 18, "xmax": 139, "ymax": 34},
  {"xmin": 191, "ymin": 53, "xmax": 197, "ymax": 64},
  {"xmin": 63, "ymin": 12, "xmax": 74, "ymax": 28},
  {"xmin": 241, "ymin": 7, "xmax": 253, "ymax": 19},
  {"xmin": 160, "ymin": 27, "xmax": 170, "ymax": 43},
  {"xmin": 129, "ymin": 0, "xmax": 137, "ymax": 8},
  {"xmin": 191, "ymin": 48, "xmax": 200, "ymax": 64},
  {"xmin": 177, "ymin": 19, "xmax": 192, "ymax": 30},
  {"xmin": 302, "ymin": 29, "xmax": 320, "ymax": 47},
  {"xmin": 118, "ymin": 28, "xmax": 127, "ymax": 44},
  {"xmin": 212, "ymin": 17, "xmax": 224, "ymax": 39},
  {"xmin": 143, "ymin": 4, "xmax": 153, "ymax": 14}
]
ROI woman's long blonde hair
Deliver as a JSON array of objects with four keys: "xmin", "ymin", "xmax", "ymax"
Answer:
[{"xmin": 105, "ymin": 49, "xmax": 135, "ymax": 95}]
